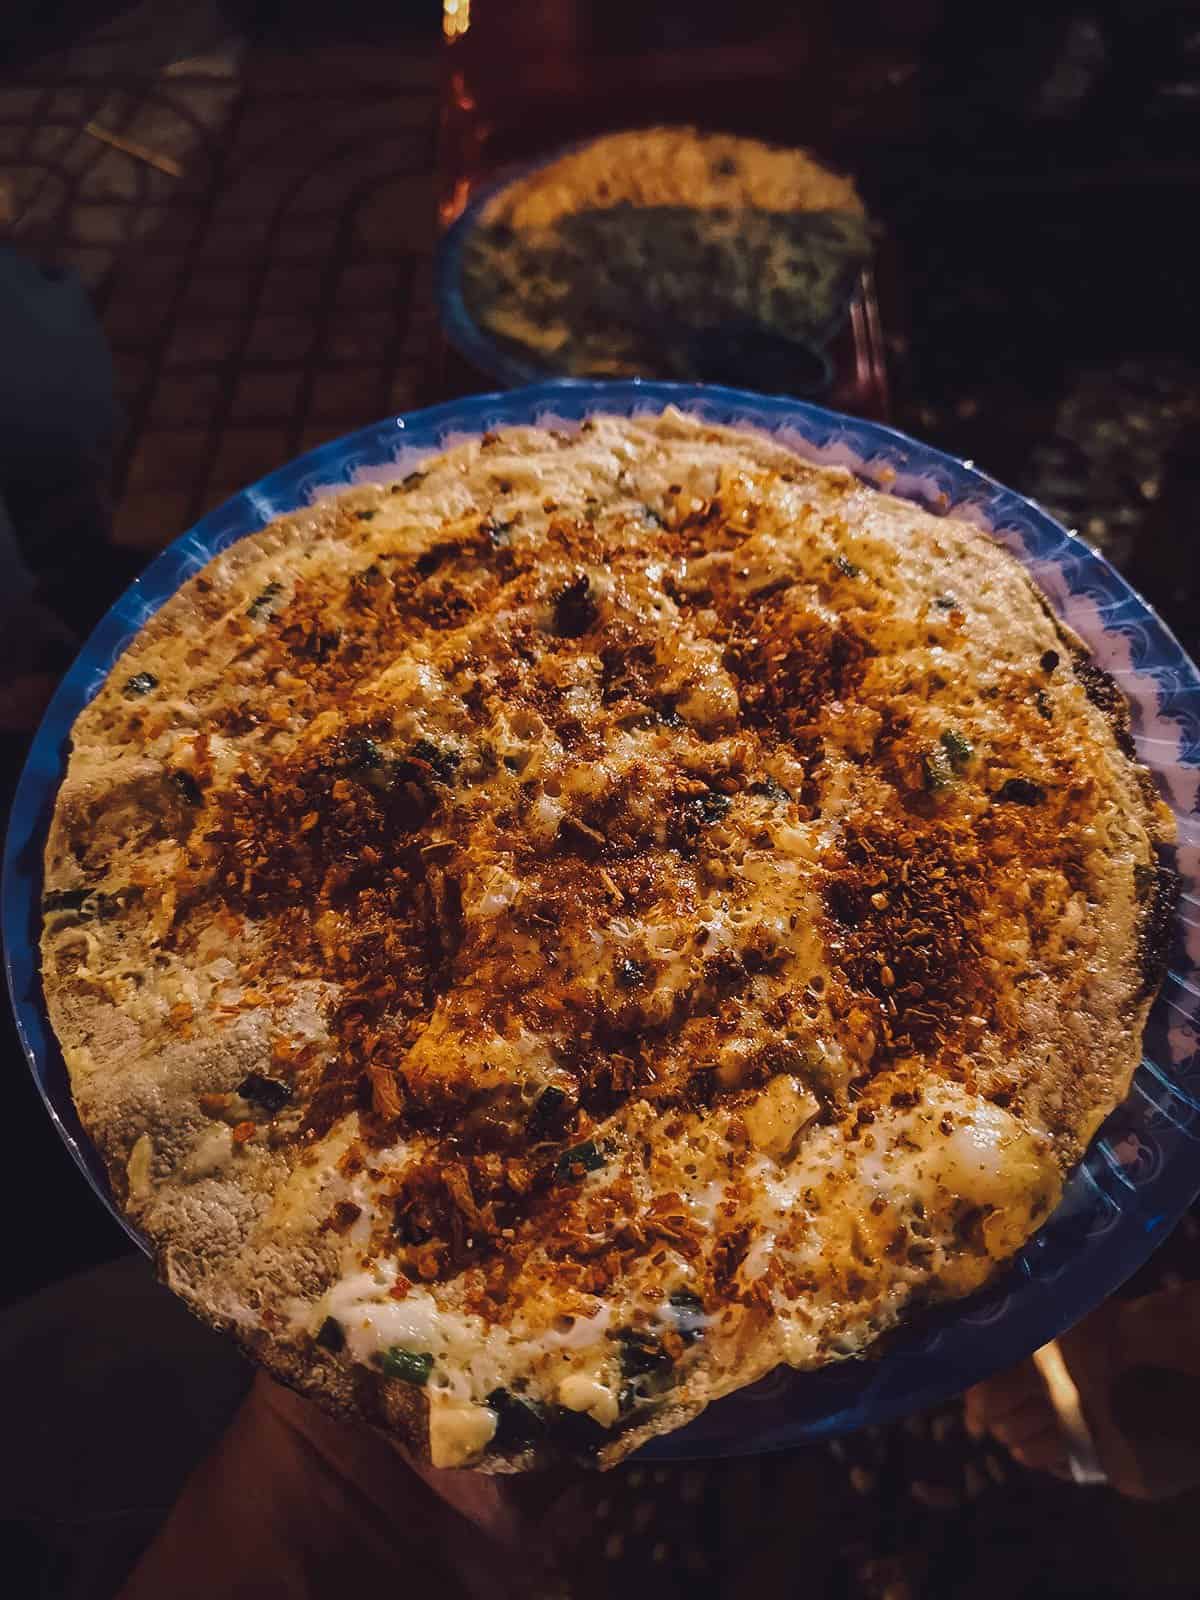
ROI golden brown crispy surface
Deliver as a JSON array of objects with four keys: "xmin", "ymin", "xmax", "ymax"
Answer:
[{"xmin": 42, "ymin": 411, "xmax": 1174, "ymax": 1469}]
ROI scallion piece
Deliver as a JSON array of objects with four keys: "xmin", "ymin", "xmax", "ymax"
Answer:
[{"xmin": 380, "ymin": 1347, "xmax": 433, "ymax": 1385}]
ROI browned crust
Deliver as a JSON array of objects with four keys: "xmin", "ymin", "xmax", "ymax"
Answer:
[
  {"xmin": 1021, "ymin": 587, "xmax": 1177, "ymax": 1007},
  {"xmin": 1135, "ymin": 848, "xmax": 1181, "ymax": 1002},
  {"xmin": 158, "ymin": 1241, "xmax": 700, "ymax": 1470},
  {"xmin": 41, "ymin": 413, "xmax": 1177, "ymax": 1471}
]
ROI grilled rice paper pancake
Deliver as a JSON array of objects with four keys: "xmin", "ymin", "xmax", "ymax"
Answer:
[{"xmin": 42, "ymin": 410, "xmax": 1176, "ymax": 1469}]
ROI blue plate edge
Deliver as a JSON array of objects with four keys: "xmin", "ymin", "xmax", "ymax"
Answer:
[{"xmin": 3, "ymin": 378, "xmax": 1197, "ymax": 1457}]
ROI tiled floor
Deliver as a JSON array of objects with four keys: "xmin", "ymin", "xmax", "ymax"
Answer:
[{"xmin": 1, "ymin": 0, "xmax": 440, "ymax": 552}]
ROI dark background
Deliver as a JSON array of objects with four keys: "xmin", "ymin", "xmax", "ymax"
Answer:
[{"xmin": 1, "ymin": 0, "xmax": 1197, "ymax": 1322}]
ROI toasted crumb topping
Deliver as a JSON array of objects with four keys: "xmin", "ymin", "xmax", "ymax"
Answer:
[{"xmin": 43, "ymin": 411, "xmax": 1173, "ymax": 1465}]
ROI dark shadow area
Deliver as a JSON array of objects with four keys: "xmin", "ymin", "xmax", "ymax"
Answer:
[
  {"xmin": 217, "ymin": 0, "xmax": 441, "ymax": 47},
  {"xmin": 884, "ymin": 175, "xmax": 1200, "ymax": 663},
  {"xmin": 0, "ymin": 3, "xmax": 128, "ymax": 69}
]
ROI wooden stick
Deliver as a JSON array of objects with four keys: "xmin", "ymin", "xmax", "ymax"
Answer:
[
  {"xmin": 83, "ymin": 121, "xmax": 184, "ymax": 179},
  {"xmin": 1032, "ymin": 1340, "xmax": 1107, "ymax": 1485}
]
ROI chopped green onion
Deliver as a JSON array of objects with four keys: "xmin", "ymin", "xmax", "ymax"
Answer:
[
  {"xmin": 529, "ymin": 1084, "xmax": 568, "ymax": 1133},
  {"xmin": 939, "ymin": 729, "xmax": 974, "ymax": 771},
  {"xmin": 246, "ymin": 580, "xmax": 283, "ymax": 619},
  {"xmin": 922, "ymin": 747, "xmax": 954, "ymax": 793},
  {"xmin": 749, "ymin": 776, "xmax": 790, "ymax": 803},
  {"xmin": 410, "ymin": 738, "xmax": 460, "ymax": 784},
  {"xmin": 693, "ymin": 790, "xmax": 732, "ymax": 825},
  {"xmin": 555, "ymin": 1140, "xmax": 604, "ymax": 1181},
  {"xmin": 618, "ymin": 1329, "xmax": 672, "ymax": 1377},
  {"xmin": 341, "ymin": 734, "xmax": 384, "ymax": 771},
  {"xmin": 380, "ymin": 1347, "xmax": 434, "ymax": 1385}
]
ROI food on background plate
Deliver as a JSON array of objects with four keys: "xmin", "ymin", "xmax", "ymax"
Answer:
[
  {"xmin": 459, "ymin": 127, "xmax": 872, "ymax": 381},
  {"xmin": 42, "ymin": 410, "xmax": 1175, "ymax": 1469}
]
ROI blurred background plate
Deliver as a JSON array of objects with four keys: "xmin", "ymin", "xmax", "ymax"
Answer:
[
  {"xmin": 5, "ymin": 378, "xmax": 1199, "ymax": 1456},
  {"xmin": 437, "ymin": 151, "xmax": 616, "ymax": 390},
  {"xmin": 435, "ymin": 149, "xmax": 875, "ymax": 405}
]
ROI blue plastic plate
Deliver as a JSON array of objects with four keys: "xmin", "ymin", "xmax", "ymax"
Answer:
[
  {"xmin": 6, "ymin": 381, "xmax": 1199, "ymax": 1459},
  {"xmin": 435, "ymin": 153, "xmax": 854, "ymax": 392}
]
